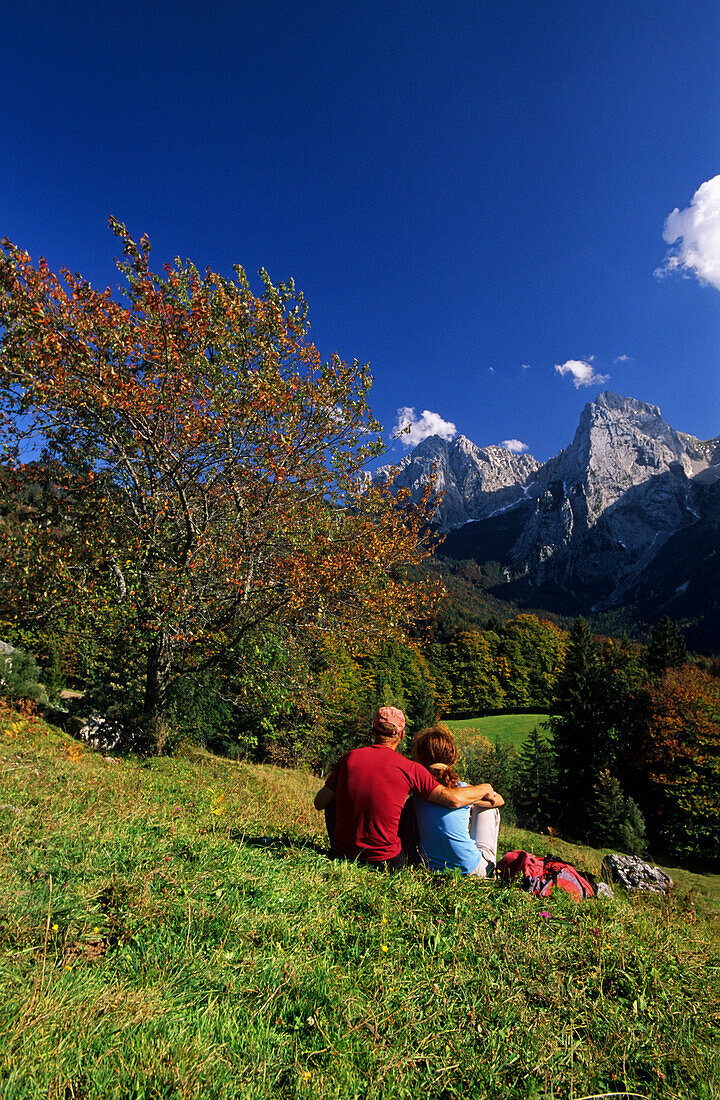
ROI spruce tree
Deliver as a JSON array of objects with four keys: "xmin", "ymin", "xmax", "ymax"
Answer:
[
  {"xmin": 647, "ymin": 616, "xmax": 688, "ymax": 677},
  {"xmin": 514, "ymin": 725, "xmax": 558, "ymax": 832},
  {"xmin": 549, "ymin": 618, "xmax": 615, "ymax": 837},
  {"xmin": 588, "ymin": 770, "xmax": 646, "ymax": 855}
]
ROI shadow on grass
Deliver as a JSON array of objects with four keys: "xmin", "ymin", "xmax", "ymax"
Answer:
[{"xmin": 230, "ymin": 831, "xmax": 331, "ymax": 858}]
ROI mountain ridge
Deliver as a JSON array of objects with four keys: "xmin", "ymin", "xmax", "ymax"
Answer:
[
  {"xmin": 374, "ymin": 433, "xmax": 540, "ymax": 529},
  {"xmin": 374, "ymin": 392, "xmax": 720, "ymax": 649}
]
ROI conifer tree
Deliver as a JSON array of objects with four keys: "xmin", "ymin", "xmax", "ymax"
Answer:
[
  {"xmin": 587, "ymin": 770, "xmax": 646, "ymax": 855},
  {"xmin": 647, "ymin": 616, "xmax": 688, "ymax": 677},
  {"xmin": 513, "ymin": 725, "xmax": 558, "ymax": 832},
  {"xmin": 550, "ymin": 618, "xmax": 615, "ymax": 837}
]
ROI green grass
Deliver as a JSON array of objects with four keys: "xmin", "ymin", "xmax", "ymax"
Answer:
[
  {"xmin": 1, "ymin": 708, "xmax": 719, "ymax": 1099},
  {"xmin": 443, "ymin": 712, "xmax": 550, "ymax": 749}
]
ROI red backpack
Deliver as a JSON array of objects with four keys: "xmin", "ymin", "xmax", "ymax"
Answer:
[{"xmin": 497, "ymin": 850, "xmax": 595, "ymax": 900}]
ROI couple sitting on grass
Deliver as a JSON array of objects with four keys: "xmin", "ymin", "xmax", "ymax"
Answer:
[{"xmin": 314, "ymin": 706, "xmax": 504, "ymax": 875}]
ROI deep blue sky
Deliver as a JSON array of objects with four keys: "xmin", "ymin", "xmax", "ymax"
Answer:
[{"xmin": 4, "ymin": 0, "xmax": 719, "ymax": 462}]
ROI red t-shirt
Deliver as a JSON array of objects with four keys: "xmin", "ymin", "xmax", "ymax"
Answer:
[{"xmin": 327, "ymin": 744, "xmax": 439, "ymax": 861}]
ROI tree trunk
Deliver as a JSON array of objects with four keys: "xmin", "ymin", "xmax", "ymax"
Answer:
[{"xmin": 144, "ymin": 629, "xmax": 173, "ymax": 754}]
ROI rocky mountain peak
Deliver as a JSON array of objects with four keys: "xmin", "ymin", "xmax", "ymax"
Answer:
[
  {"xmin": 593, "ymin": 390, "xmax": 661, "ymax": 417},
  {"xmin": 373, "ymin": 434, "xmax": 540, "ymax": 529},
  {"xmin": 375, "ymin": 391, "xmax": 717, "ymax": 611},
  {"xmin": 547, "ymin": 391, "xmax": 708, "ymax": 519},
  {"xmin": 410, "ymin": 435, "xmax": 451, "ymax": 458},
  {"xmin": 512, "ymin": 392, "xmax": 718, "ymax": 600}
]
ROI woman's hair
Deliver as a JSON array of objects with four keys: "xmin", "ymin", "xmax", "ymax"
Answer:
[{"xmin": 413, "ymin": 725, "xmax": 461, "ymax": 789}]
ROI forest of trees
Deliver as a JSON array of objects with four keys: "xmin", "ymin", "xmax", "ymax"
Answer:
[{"xmin": 457, "ymin": 616, "xmax": 720, "ymax": 868}]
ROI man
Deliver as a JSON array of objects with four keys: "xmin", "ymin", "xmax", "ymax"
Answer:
[{"xmin": 313, "ymin": 706, "xmax": 501, "ymax": 871}]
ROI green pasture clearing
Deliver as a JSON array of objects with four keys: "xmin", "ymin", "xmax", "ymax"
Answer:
[
  {"xmin": 1, "ymin": 709, "xmax": 719, "ymax": 1099},
  {"xmin": 443, "ymin": 712, "xmax": 550, "ymax": 749}
]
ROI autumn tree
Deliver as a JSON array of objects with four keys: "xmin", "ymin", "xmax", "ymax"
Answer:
[
  {"xmin": 0, "ymin": 222, "xmax": 437, "ymax": 748},
  {"xmin": 427, "ymin": 630, "xmax": 504, "ymax": 717},
  {"xmin": 358, "ymin": 639, "xmax": 437, "ymax": 732},
  {"xmin": 500, "ymin": 614, "xmax": 568, "ymax": 709},
  {"xmin": 0, "ymin": 461, "xmax": 106, "ymax": 684},
  {"xmin": 639, "ymin": 665, "xmax": 720, "ymax": 863},
  {"xmin": 424, "ymin": 616, "xmax": 568, "ymax": 719}
]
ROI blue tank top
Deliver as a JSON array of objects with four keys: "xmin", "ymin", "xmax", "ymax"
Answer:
[{"xmin": 413, "ymin": 783, "xmax": 482, "ymax": 874}]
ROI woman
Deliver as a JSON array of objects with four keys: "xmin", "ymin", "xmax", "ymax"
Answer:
[{"xmin": 412, "ymin": 725, "xmax": 504, "ymax": 877}]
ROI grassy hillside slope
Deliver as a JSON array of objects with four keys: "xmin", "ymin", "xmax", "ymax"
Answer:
[
  {"xmin": 443, "ymin": 713, "xmax": 550, "ymax": 750},
  {"xmin": 1, "ymin": 709, "xmax": 719, "ymax": 1099}
]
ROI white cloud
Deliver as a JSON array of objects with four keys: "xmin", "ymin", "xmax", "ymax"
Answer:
[
  {"xmin": 521, "ymin": 363, "xmax": 531, "ymax": 370},
  {"xmin": 657, "ymin": 175, "xmax": 720, "ymax": 290},
  {"xmin": 488, "ymin": 366, "xmax": 495, "ymax": 374},
  {"xmin": 394, "ymin": 407, "xmax": 457, "ymax": 447},
  {"xmin": 554, "ymin": 359, "xmax": 610, "ymax": 389},
  {"xmin": 613, "ymin": 354, "xmax": 632, "ymax": 364},
  {"xmin": 501, "ymin": 438, "xmax": 528, "ymax": 453}
]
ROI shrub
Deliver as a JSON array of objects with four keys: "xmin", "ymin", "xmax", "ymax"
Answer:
[
  {"xmin": 0, "ymin": 643, "xmax": 47, "ymax": 704},
  {"xmin": 458, "ymin": 735, "xmax": 518, "ymax": 822}
]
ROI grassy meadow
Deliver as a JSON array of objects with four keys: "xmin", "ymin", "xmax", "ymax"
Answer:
[
  {"xmin": 443, "ymin": 713, "xmax": 550, "ymax": 750},
  {"xmin": 1, "ymin": 707, "xmax": 719, "ymax": 1099}
]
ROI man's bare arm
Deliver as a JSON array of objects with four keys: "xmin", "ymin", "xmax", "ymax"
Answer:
[
  {"xmin": 473, "ymin": 793, "xmax": 505, "ymax": 810},
  {"xmin": 425, "ymin": 783, "xmax": 503, "ymax": 810},
  {"xmin": 314, "ymin": 785, "xmax": 335, "ymax": 811}
]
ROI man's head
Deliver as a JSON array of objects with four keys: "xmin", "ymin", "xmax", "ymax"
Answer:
[{"xmin": 372, "ymin": 706, "xmax": 406, "ymax": 744}]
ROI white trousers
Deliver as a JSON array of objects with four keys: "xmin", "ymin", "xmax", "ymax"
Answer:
[{"xmin": 468, "ymin": 806, "xmax": 501, "ymax": 877}]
